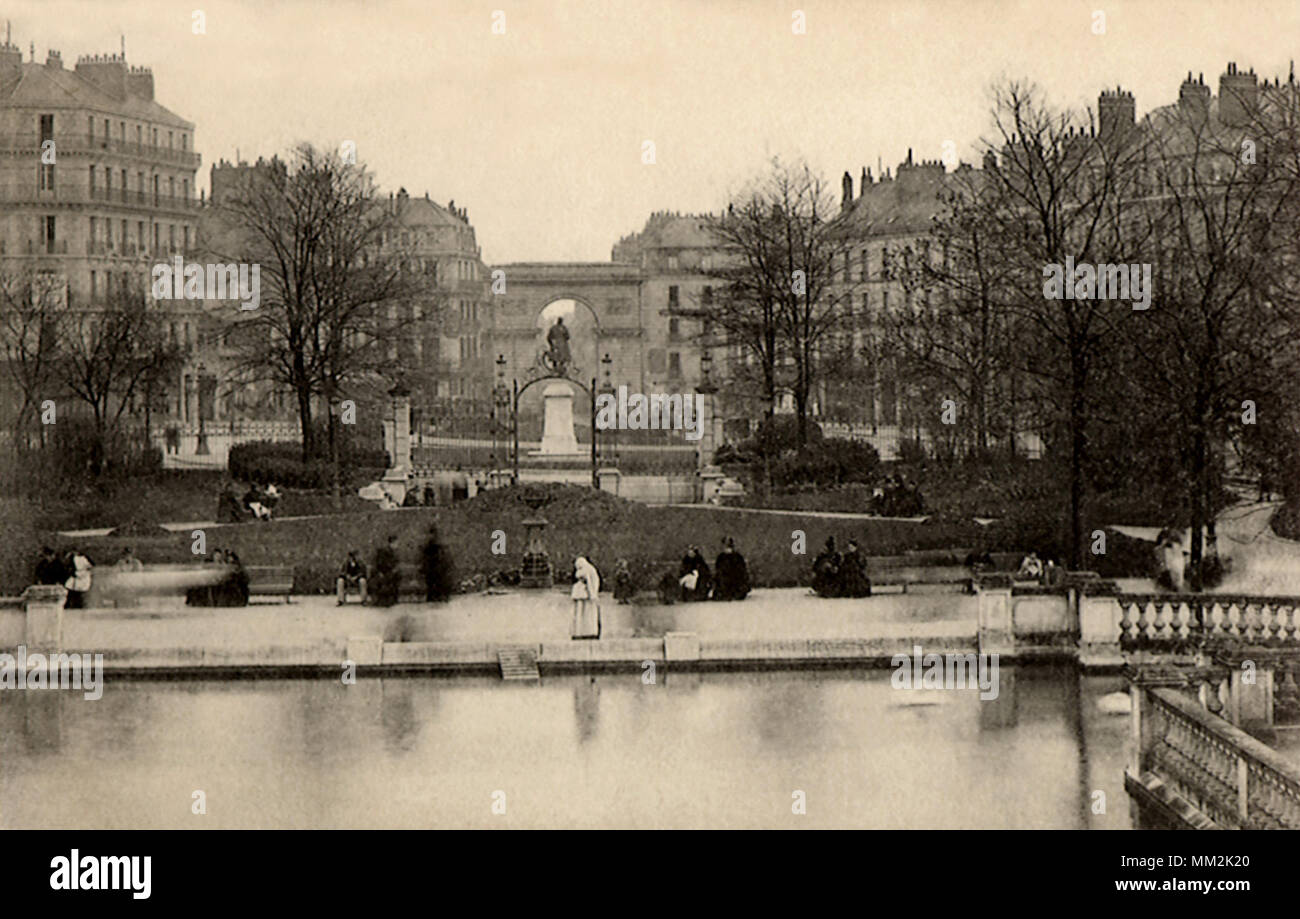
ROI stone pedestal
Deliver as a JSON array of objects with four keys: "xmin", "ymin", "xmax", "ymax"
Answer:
[
  {"xmin": 699, "ymin": 465, "xmax": 724, "ymax": 504},
  {"xmin": 520, "ymin": 515, "xmax": 553, "ymax": 588},
  {"xmin": 975, "ymin": 574, "xmax": 1014, "ymax": 657},
  {"xmin": 23, "ymin": 584, "xmax": 66, "ymax": 652},
  {"xmin": 534, "ymin": 382, "xmax": 582, "ymax": 456},
  {"xmin": 596, "ymin": 467, "xmax": 621, "ymax": 494}
]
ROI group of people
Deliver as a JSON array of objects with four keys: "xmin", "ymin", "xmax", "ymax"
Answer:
[
  {"xmin": 871, "ymin": 475, "xmax": 925, "ymax": 517},
  {"xmin": 217, "ymin": 479, "xmax": 280, "ymax": 523},
  {"xmin": 186, "ymin": 549, "xmax": 250, "ymax": 607},
  {"xmin": 811, "ymin": 536, "xmax": 871, "ymax": 598},
  {"xmin": 34, "ymin": 546, "xmax": 94, "ymax": 608},
  {"xmin": 674, "ymin": 539, "xmax": 752, "ymax": 603},
  {"xmin": 347, "ymin": 526, "xmax": 455, "ymax": 607}
]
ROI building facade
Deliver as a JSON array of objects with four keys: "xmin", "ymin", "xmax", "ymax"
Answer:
[{"xmin": 0, "ymin": 37, "xmax": 202, "ymax": 432}]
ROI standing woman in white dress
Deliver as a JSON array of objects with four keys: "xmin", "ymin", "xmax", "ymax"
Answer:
[{"xmin": 571, "ymin": 556, "xmax": 601, "ymax": 639}]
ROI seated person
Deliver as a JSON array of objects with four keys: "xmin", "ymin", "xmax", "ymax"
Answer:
[
  {"xmin": 811, "ymin": 537, "xmax": 842, "ymax": 597},
  {"xmin": 838, "ymin": 539, "xmax": 871, "ymax": 598},
  {"xmin": 1016, "ymin": 552, "xmax": 1044, "ymax": 580},
  {"xmin": 337, "ymin": 550, "xmax": 369, "ymax": 605}
]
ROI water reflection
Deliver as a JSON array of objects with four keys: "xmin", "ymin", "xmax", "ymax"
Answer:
[{"xmin": 0, "ymin": 666, "xmax": 1135, "ymax": 829}]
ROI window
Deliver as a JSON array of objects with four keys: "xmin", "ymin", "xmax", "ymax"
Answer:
[
  {"xmin": 88, "ymin": 116, "xmax": 94, "ymax": 139},
  {"xmin": 153, "ymin": 223, "xmax": 159, "ymax": 251},
  {"xmin": 702, "ymin": 285, "xmax": 713, "ymax": 306},
  {"xmin": 182, "ymin": 179, "xmax": 189, "ymax": 200},
  {"xmin": 103, "ymin": 119, "xmax": 109, "ymax": 140},
  {"xmin": 168, "ymin": 131, "xmax": 173, "ymax": 149},
  {"xmin": 169, "ymin": 224, "xmax": 175, "ymax": 249},
  {"xmin": 153, "ymin": 175, "xmax": 159, "ymax": 204},
  {"xmin": 88, "ymin": 165, "xmax": 96, "ymax": 194},
  {"xmin": 137, "ymin": 221, "xmax": 145, "ymax": 248},
  {"xmin": 668, "ymin": 285, "xmax": 679, "ymax": 309},
  {"xmin": 136, "ymin": 125, "xmax": 142, "ymax": 146},
  {"xmin": 668, "ymin": 352, "xmax": 682, "ymax": 378},
  {"xmin": 105, "ymin": 168, "xmax": 112, "ymax": 195},
  {"xmin": 38, "ymin": 161, "xmax": 54, "ymax": 191},
  {"xmin": 90, "ymin": 270, "xmax": 97, "ymax": 299},
  {"xmin": 90, "ymin": 217, "xmax": 97, "ymax": 246},
  {"xmin": 669, "ymin": 318, "xmax": 680, "ymax": 340},
  {"xmin": 667, "ymin": 255, "xmax": 679, "ymax": 270},
  {"xmin": 119, "ymin": 121, "xmax": 125, "ymax": 140},
  {"xmin": 860, "ymin": 250, "xmax": 868, "ymax": 281},
  {"xmin": 120, "ymin": 169, "xmax": 127, "ymax": 200},
  {"xmin": 121, "ymin": 220, "xmax": 128, "ymax": 249},
  {"xmin": 39, "ymin": 114, "xmax": 53, "ymax": 141}
]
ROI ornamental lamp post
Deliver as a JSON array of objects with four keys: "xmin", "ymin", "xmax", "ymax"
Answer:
[{"xmin": 195, "ymin": 362, "xmax": 209, "ymax": 455}]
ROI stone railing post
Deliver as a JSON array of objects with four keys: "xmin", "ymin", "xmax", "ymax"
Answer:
[
  {"xmin": 976, "ymin": 574, "xmax": 1014, "ymax": 657},
  {"xmin": 1077, "ymin": 579, "xmax": 1123, "ymax": 669},
  {"xmin": 23, "ymin": 584, "xmax": 66, "ymax": 652},
  {"xmin": 1215, "ymin": 649, "xmax": 1277, "ymax": 732}
]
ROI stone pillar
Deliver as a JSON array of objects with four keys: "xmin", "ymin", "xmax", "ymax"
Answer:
[
  {"xmin": 382, "ymin": 388, "xmax": 411, "ymax": 504},
  {"xmin": 1216, "ymin": 649, "xmax": 1276, "ymax": 731},
  {"xmin": 694, "ymin": 389, "xmax": 715, "ymax": 468},
  {"xmin": 976, "ymin": 574, "xmax": 1014, "ymax": 657},
  {"xmin": 23, "ymin": 584, "xmax": 66, "ymax": 652},
  {"xmin": 1077, "ymin": 579, "xmax": 1123, "ymax": 669}
]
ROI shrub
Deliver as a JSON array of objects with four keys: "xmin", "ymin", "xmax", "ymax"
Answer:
[{"xmin": 229, "ymin": 440, "xmax": 388, "ymax": 488}]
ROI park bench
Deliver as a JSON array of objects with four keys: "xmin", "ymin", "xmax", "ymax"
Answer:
[{"xmin": 246, "ymin": 565, "xmax": 294, "ymax": 603}]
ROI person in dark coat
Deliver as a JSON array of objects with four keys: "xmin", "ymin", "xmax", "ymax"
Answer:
[
  {"xmin": 613, "ymin": 558, "xmax": 635, "ymax": 604},
  {"xmin": 421, "ymin": 525, "xmax": 455, "ymax": 602},
  {"xmin": 372, "ymin": 535, "xmax": 401, "ymax": 607},
  {"xmin": 34, "ymin": 546, "xmax": 66, "ymax": 586},
  {"xmin": 713, "ymin": 537, "xmax": 750, "ymax": 601},
  {"xmin": 812, "ymin": 537, "xmax": 842, "ymax": 597},
  {"xmin": 220, "ymin": 551, "xmax": 251, "ymax": 607},
  {"xmin": 839, "ymin": 539, "xmax": 871, "ymax": 598}
]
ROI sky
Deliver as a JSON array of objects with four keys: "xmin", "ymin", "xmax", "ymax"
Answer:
[{"xmin": 9, "ymin": 0, "xmax": 1300, "ymax": 263}]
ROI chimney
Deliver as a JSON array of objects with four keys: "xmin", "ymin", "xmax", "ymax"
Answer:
[
  {"xmin": 45, "ymin": 49, "xmax": 61, "ymax": 69},
  {"xmin": 860, "ymin": 166, "xmax": 868, "ymax": 192},
  {"xmin": 0, "ymin": 24, "xmax": 21, "ymax": 83},
  {"xmin": 126, "ymin": 65, "xmax": 154, "ymax": 100},
  {"xmin": 1178, "ymin": 71, "xmax": 1210, "ymax": 121},
  {"xmin": 1218, "ymin": 61, "xmax": 1258, "ymax": 127},
  {"xmin": 74, "ymin": 53, "xmax": 127, "ymax": 98},
  {"xmin": 841, "ymin": 171, "xmax": 853, "ymax": 211},
  {"xmin": 1098, "ymin": 86, "xmax": 1136, "ymax": 137}
]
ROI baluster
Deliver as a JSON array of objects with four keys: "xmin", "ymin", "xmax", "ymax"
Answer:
[{"xmin": 1226, "ymin": 603, "xmax": 1242, "ymax": 639}]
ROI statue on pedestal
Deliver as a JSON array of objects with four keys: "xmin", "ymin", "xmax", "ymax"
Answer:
[{"xmin": 542, "ymin": 316, "xmax": 572, "ymax": 375}]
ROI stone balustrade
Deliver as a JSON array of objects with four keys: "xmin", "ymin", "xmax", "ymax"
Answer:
[
  {"xmin": 1119, "ymin": 595, "xmax": 1300, "ymax": 649},
  {"xmin": 1139, "ymin": 685, "xmax": 1300, "ymax": 828}
]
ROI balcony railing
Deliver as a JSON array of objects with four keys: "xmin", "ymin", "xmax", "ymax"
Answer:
[
  {"xmin": 24, "ymin": 240, "xmax": 69, "ymax": 255},
  {"xmin": 0, "ymin": 187, "xmax": 200, "ymax": 211},
  {"xmin": 0, "ymin": 132, "xmax": 200, "ymax": 168}
]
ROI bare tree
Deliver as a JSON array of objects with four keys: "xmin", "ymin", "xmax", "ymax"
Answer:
[
  {"xmin": 0, "ymin": 267, "xmax": 63, "ymax": 450},
  {"xmin": 208, "ymin": 143, "xmax": 437, "ymax": 462},
  {"xmin": 53, "ymin": 285, "xmax": 180, "ymax": 475}
]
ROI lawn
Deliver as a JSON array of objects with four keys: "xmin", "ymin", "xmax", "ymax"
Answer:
[{"xmin": 3, "ymin": 484, "xmax": 987, "ymax": 596}]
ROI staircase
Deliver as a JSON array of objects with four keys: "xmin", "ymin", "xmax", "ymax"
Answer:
[{"xmin": 498, "ymin": 647, "xmax": 540, "ymax": 681}]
